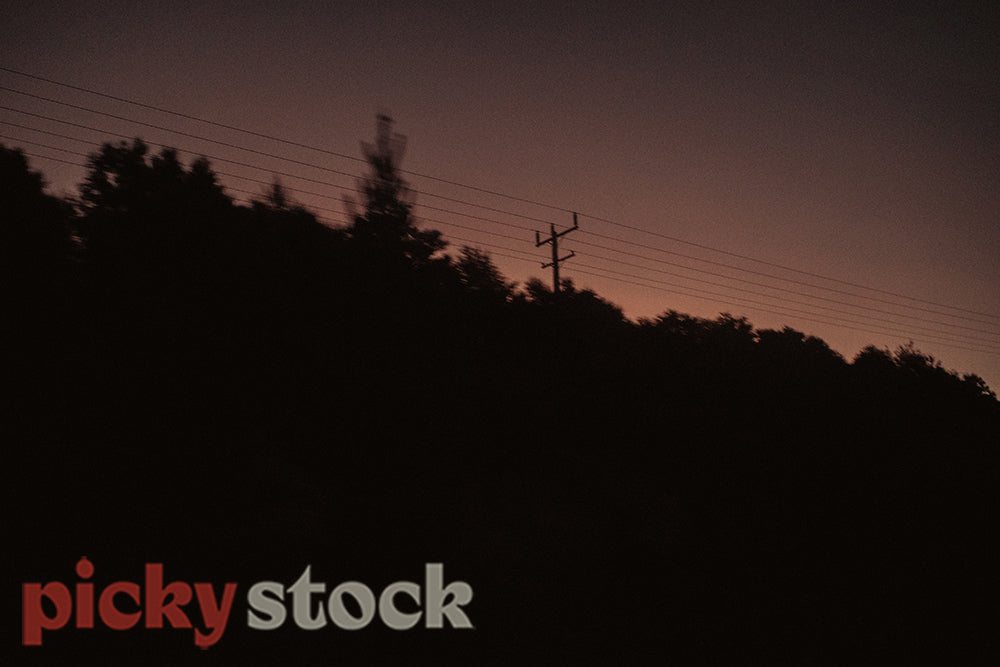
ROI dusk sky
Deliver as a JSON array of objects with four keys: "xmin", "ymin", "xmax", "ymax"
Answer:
[{"xmin": 3, "ymin": 2, "xmax": 998, "ymax": 389}]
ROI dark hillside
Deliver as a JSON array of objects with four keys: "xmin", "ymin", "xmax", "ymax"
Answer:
[{"xmin": 5, "ymin": 132, "xmax": 997, "ymax": 664}]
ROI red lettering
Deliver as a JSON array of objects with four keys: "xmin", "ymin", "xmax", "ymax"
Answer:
[
  {"xmin": 22, "ymin": 582, "xmax": 72, "ymax": 646},
  {"xmin": 76, "ymin": 557, "xmax": 95, "ymax": 629},
  {"xmin": 99, "ymin": 581, "xmax": 141, "ymax": 630},
  {"xmin": 145, "ymin": 563, "xmax": 192, "ymax": 629},
  {"xmin": 76, "ymin": 583, "xmax": 94, "ymax": 628},
  {"xmin": 193, "ymin": 582, "xmax": 238, "ymax": 647}
]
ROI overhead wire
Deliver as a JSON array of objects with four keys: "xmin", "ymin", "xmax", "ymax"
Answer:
[
  {"xmin": 570, "ymin": 260, "xmax": 997, "ymax": 351},
  {"xmin": 575, "ymin": 228, "xmax": 1000, "ymax": 327},
  {"xmin": 8, "ymin": 124, "xmax": 1000, "ymax": 350},
  {"xmin": 0, "ymin": 87, "xmax": 560, "ymax": 226},
  {"xmin": 17, "ymin": 147, "xmax": 1000, "ymax": 355},
  {"xmin": 406, "ymin": 216, "xmax": 998, "ymax": 351},
  {"xmin": 568, "ymin": 235, "xmax": 1000, "ymax": 337},
  {"xmin": 4, "ymin": 81, "xmax": 998, "ymax": 350},
  {"xmin": 4, "ymin": 67, "xmax": 995, "ymax": 324},
  {"xmin": 0, "ymin": 66, "xmax": 574, "ymax": 214},
  {"xmin": 0, "ymin": 106, "xmax": 548, "ymax": 233},
  {"xmin": 577, "ymin": 212, "xmax": 999, "ymax": 322},
  {"xmin": 570, "ymin": 263, "xmax": 1000, "ymax": 356},
  {"xmin": 435, "ymin": 231, "xmax": 1000, "ymax": 354},
  {"xmin": 3, "ymin": 81, "xmax": 995, "ymax": 330}
]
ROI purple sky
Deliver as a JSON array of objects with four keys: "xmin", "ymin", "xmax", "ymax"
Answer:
[{"xmin": 3, "ymin": 1, "xmax": 998, "ymax": 389}]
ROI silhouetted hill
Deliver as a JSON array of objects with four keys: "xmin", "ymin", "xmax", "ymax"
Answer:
[{"xmin": 4, "ymin": 134, "xmax": 998, "ymax": 665}]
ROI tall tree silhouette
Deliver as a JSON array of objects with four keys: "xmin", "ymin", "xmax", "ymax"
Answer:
[{"xmin": 346, "ymin": 114, "xmax": 445, "ymax": 268}]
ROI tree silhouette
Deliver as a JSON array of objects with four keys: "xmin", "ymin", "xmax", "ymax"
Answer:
[
  {"xmin": 455, "ymin": 245, "xmax": 512, "ymax": 300},
  {"xmin": 346, "ymin": 114, "xmax": 446, "ymax": 268},
  {"xmin": 80, "ymin": 139, "xmax": 230, "ymax": 221},
  {"xmin": 1, "ymin": 144, "xmax": 76, "ymax": 293},
  {"xmin": 2, "ymin": 144, "xmax": 80, "ymax": 444}
]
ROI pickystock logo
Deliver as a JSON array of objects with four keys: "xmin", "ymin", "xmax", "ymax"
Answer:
[{"xmin": 22, "ymin": 558, "xmax": 474, "ymax": 648}]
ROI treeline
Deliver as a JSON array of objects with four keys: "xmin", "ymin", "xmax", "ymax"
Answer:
[{"xmin": 4, "ymin": 122, "xmax": 998, "ymax": 664}]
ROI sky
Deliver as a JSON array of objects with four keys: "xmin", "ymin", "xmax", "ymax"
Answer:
[{"xmin": 2, "ymin": 1, "xmax": 999, "ymax": 390}]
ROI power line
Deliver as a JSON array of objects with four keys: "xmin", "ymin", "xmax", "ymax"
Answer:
[
  {"xmin": 577, "ymin": 213, "xmax": 999, "ymax": 322},
  {"xmin": 13, "ymin": 148, "xmax": 1000, "ymax": 357},
  {"xmin": 7, "ymin": 128, "xmax": 999, "ymax": 348},
  {"xmin": 1, "ymin": 118, "xmax": 352, "ymax": 214},
  {"xmin": 572, "ymin": 264, "xmax": 1000, "ymax": 356},
  {"xmin": 0, "ymin": 89, "xmax": 359, "ymax": 181},
  {"xmin": 440, "ymin": 232, "xmax": 1000, "ymax": 354},
  {"xmin": 4, "ymin": 84, "xmax": 995, "ymax": 330},
  {"xmin": 0, "ymin": 134, "xmax": 83, "ymax": 158},
  {"xmin": 419, "ymin": 217, "xmax": 527, "ymax": 245},
  {"xmin": 572, "ymin": 259, "xmax": 1000, "ymax": 346},
  {"xmin": 569, "ymin": 263, "xmax": 1000, "ymax": 355},
  {"xmin": 576, "ymin": 228, "xmax": 1000, "ymax": 327},
  {"xmin": 11, "ymin": 141, "xmax": 523, "ymax": 247},
  {"xmin": 570, "ymin": 236, "xmax": 1000, "ymax": 338},
  {"xmin": 1, "ymin": 104, "xmax": 550, "ymax": 235},
  {"xmin": 359, "ymin": 211, "xmax": 1000, "ymax": 344},
  {"xmin": 20, "ymin": 151, "xmax": 85, "ymax": 169},
  {"xmin": 444, "ymin": 230, "xmax": 1000, "ymax": 351},
  {"xmin": 3, "ymin": 66, "xmax": 993, "ymax": 322},
  {"xmin": 0, "ymin": 66, "xmax": 574, "ymax": 214},
  {"xmin": 7, "ymin": 90, "xmax": 998, "ymax": 338},
  {"xmin": 535, "ymin": 213, "xmax": 579, "ymax": 292},
  {"xmin": 0, "ymin": 88, "xmax": 562, "ymax": 226},
  {"xmin": 7, "ymin": 112, "xmax": 998, "ymax": 343},
  {"xmin": 429, "ymin": 230, "xmax": 1000, "ymax": 351}
]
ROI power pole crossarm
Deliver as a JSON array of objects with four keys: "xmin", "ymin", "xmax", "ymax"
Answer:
[{"xmin": 534, "ymin": 213, "xmax": 579, "ymax": 293}]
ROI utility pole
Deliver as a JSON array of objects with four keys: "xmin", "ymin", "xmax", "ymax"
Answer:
[{"xmin": 535, "ymin": 212, "xmax": 579, "ymax": 293}]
